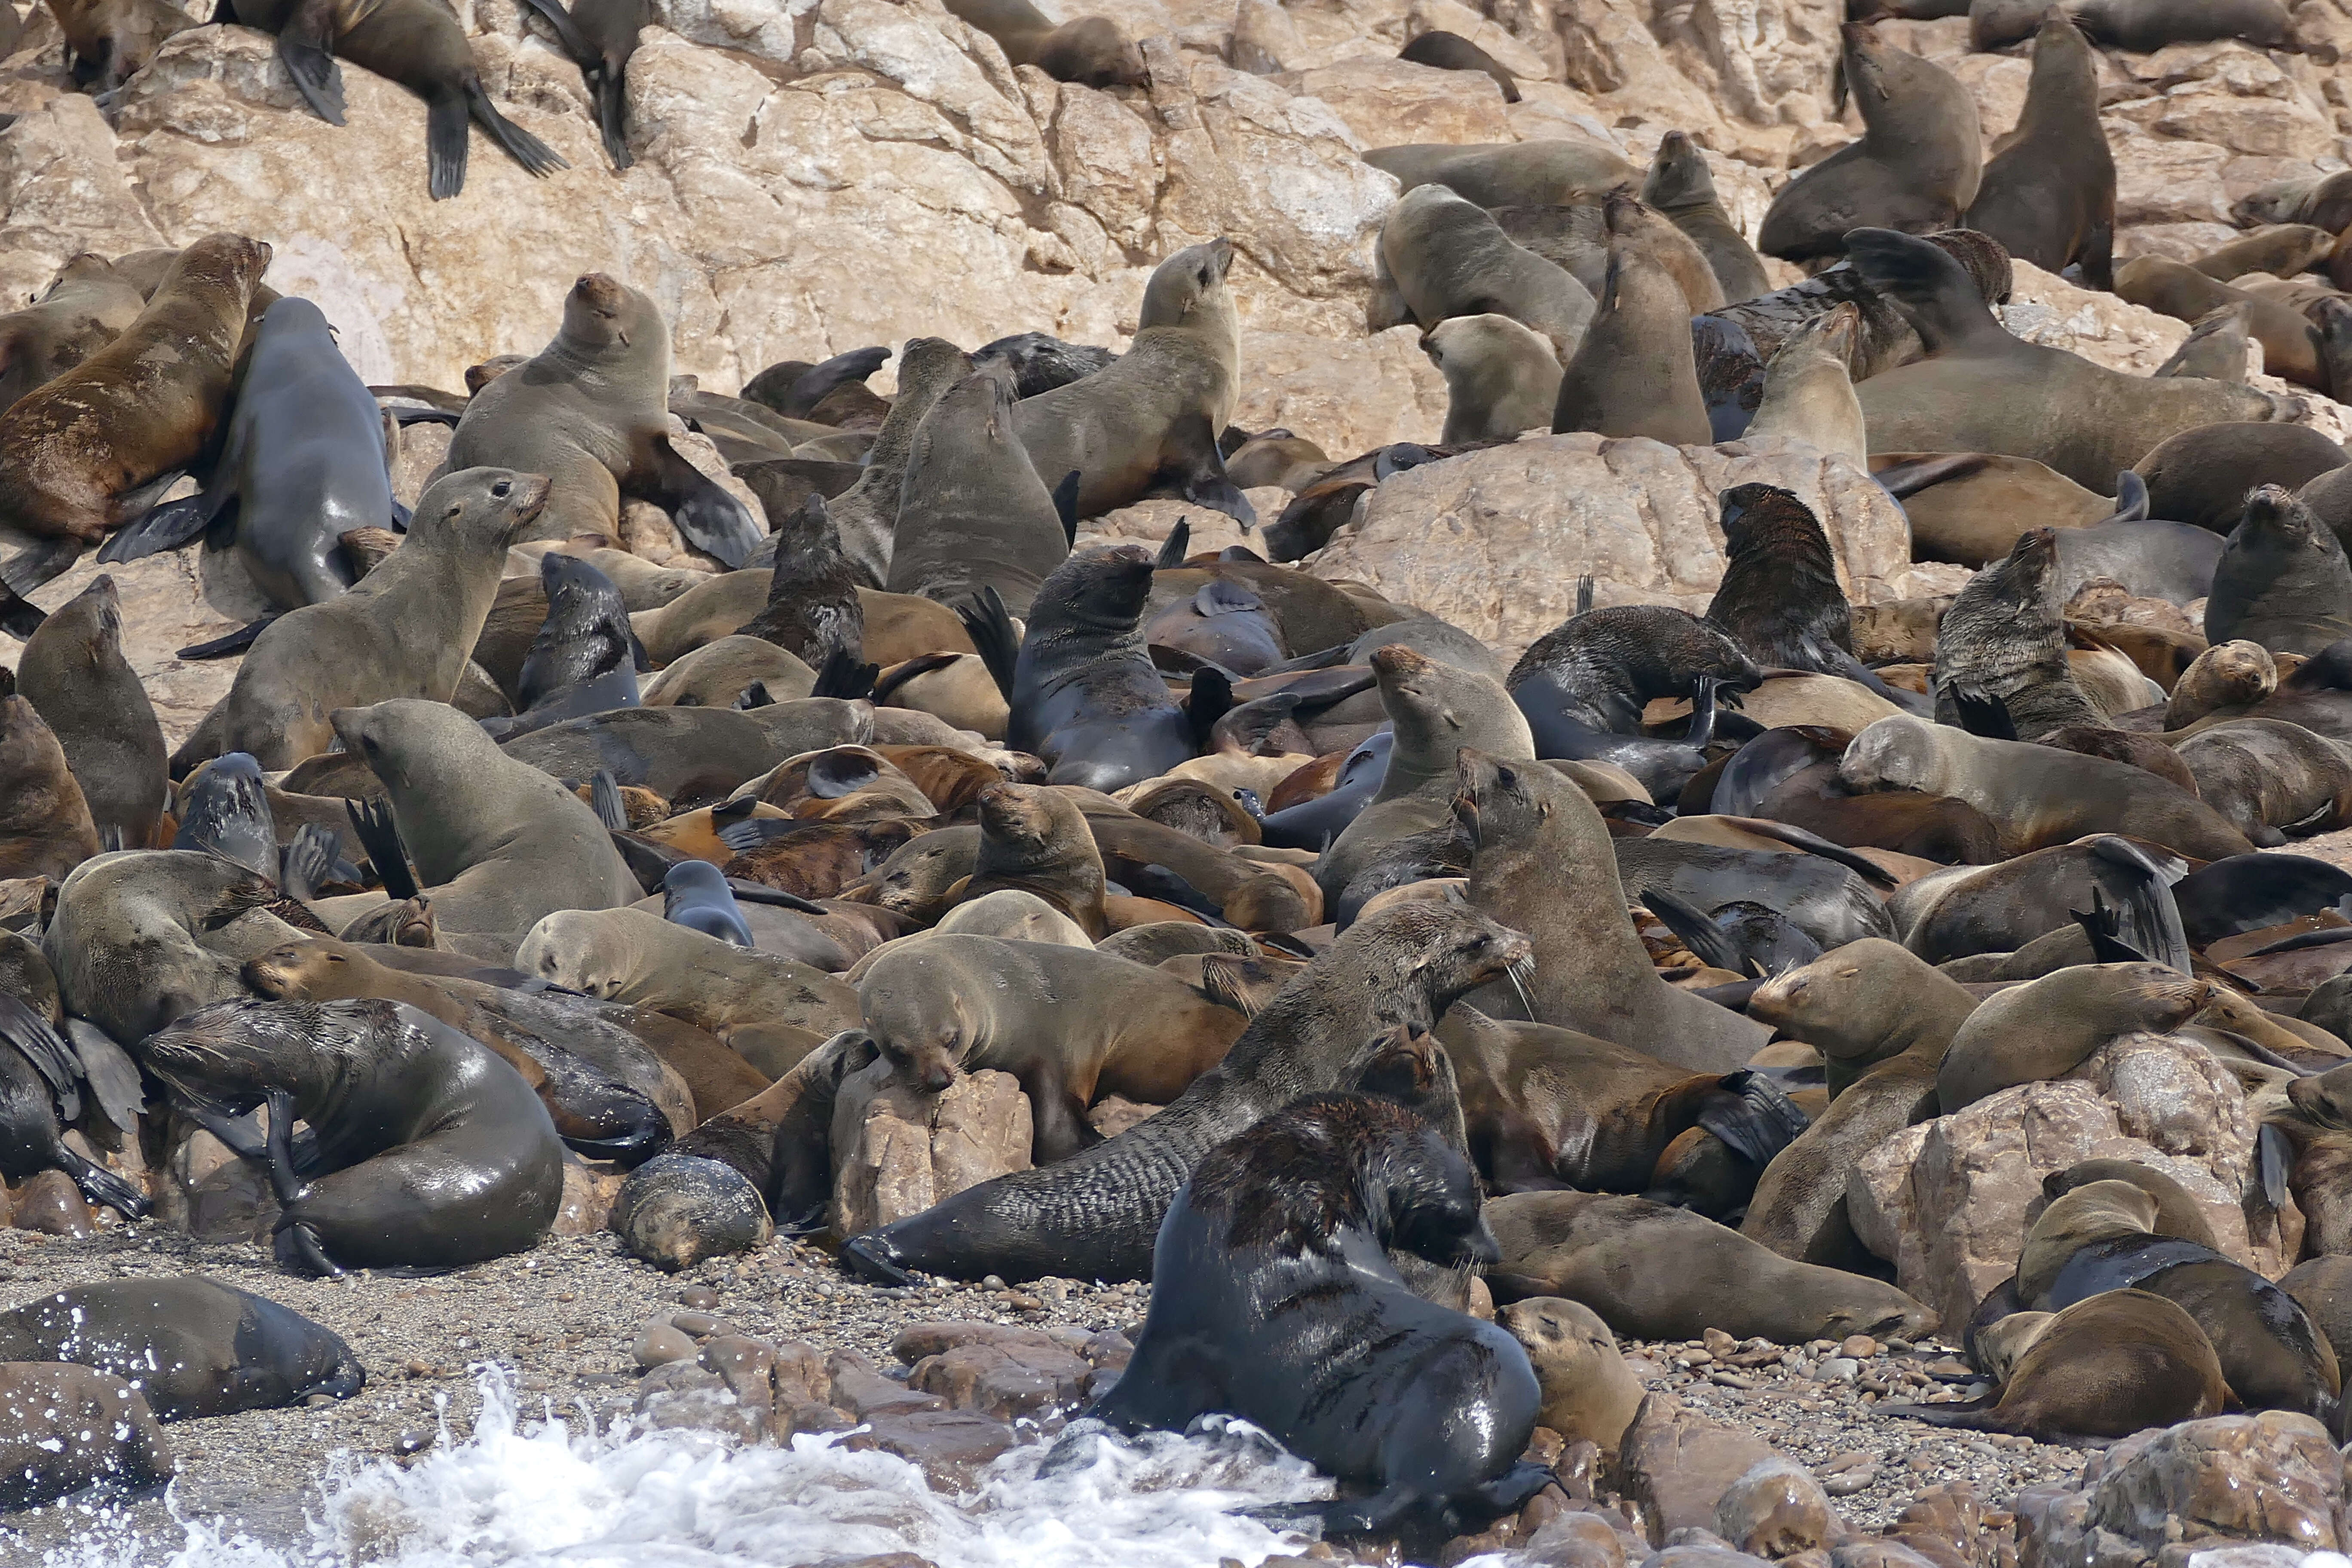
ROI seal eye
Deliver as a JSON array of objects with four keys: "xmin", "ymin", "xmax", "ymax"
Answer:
[{"xmin": 491, "ymin": 480, "xmax": 512, "ymax": 498}]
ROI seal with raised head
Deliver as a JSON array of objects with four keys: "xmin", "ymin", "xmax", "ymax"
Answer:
[
  {"xmin": 1963, "ymin": 8, "xmax": 2114, "ymax": 289},
  {"xmin": 1498, "ymin": 1297, "xmax": 1645, "ymax": 1455},
  {"xmin": 175, "ymin": 469, "xmax": 549, "ymax": 774},
  {"xmin": 1004, "ymin": 545, "xmax": 1192, "ymax": 792},
  {"xmin": 1421, "ymin": 314, "xmax": 1561, "ymax": 444},
  {"xmin": 13, "ymin": 576, "xmax": 168, "ymax": 850},
  {"xmin": 444, "ymin": 275, "xmax": 761, "ymax": 564},
  {"xmin": 216, "ymin": 0, "xmax": 567, "ymax": 198},
  {"xmin": 1744, "ymin": 306, "xmax": 1867, "ymax": 462},
  {"xmin": 1936, "ymin": 963, "xmax": 2210, "ymax": 1113},
  {"xmin": 1757, "ymin": 24, "xmax": 1981, "ymax": 266},
  {"xmin": 812, "ymin": 336, "xmax": 967, "ymax": 587},
  {"xmin": 494, "ymin": 550, "xmax": 641, "ymax": 734},
  {"xmin": 1075, "ymin": 1091, "xmax": 1547, "ymax": 1539},
  {"xmin": 888, "ymin": 361, "xmax": 1069, "ymax": 616},
  {"xmin": 1643, "ymin": 130, "xmax": 1770, "ymax": 305},
  {"xmin": 967, "ymin": 780, "xmax": 1111, "ymax": 938},
  {"xmin": 0, "ymin": 1277, "xmax": 362, "ymax": 1420},
  {"xmin": 1932, "ymin": 529, "xmax": 2106, "ymax": 741},
  {"xmin": 0, "ymin": 254, "xmax": 143, "ymax": 414},
  {"xmin": 0, "ymin": 233, "xmax": 270, "ymax": 591},
  {"xmin": 140, "ymin": 996, "xmax": 564, "ymax": 1275},
  {"xmin": 1012, "ymin": 240, "xmax": 1253, "ymax": 524},
  {"xmin": 1551, "ymin": 192, "xmax": 1711, "ymax": 444},
  {"xmin": 1706, "ymin": 481, "xmax": 1886, "ymax": 689},
  {"xmin": 2206, "ymin": 484, "xmax": 2352, "ymax": 655},
  {"xmin": 838, "ymin": 900, "xmax": 1533, "ymax": 1284},
  {"xmin": 1380, "ymin": 185, "xmax": 1597, "ymax": 359}
]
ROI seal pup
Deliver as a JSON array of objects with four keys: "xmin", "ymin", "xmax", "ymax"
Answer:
[
  {"xmin": 1012, "ymin": 240, "xmax": 1253, "ymax": 524},
  {"xmin": 1963, "ymin": 9, "xmax": 2114, "ymax": 289},
  {"xmin": 176, "ymin": 469, "xmax": 549, "ymax": 773},
  {"xmin": 98, "ymin": 297, "xmax": 396, "ymax": 612},
  {"xmin": 1074, "ymin": 1093, "xmax": 1546, "ymax": 1539},
  {"xmin": 1380, "ymin": 185, "xmax": 1597, "ymax": 359},
  {"xmin": 0, "ymin": 1364, "xmax": 172, "ymax": 1509},
  {"xmin": 1002, "ymin": 545, "xmax": 1192, "ymax": 792},
  {"xmin": 837, "ymin": 900, "xmax": 1533, "ymax": 1284},
  {"xmin": 1551, "ymin": 192, "xmax": 1711, "ymax": 444},
  {"xmin": 216, "ymin": 0, "xmax": 567, "ymax": 198},
  {"xmin": 0, "ymin": 1277, "xmax": 362, "ymax": 1420},
  {"xmin": 0, "ymin": 233, "xmax": 270, "ymax": 591},
  {"xmin": 14, "ymin": 576, "xmax": 168, "ymax": 848},
  {"xmin": 516, "ymin": 0, "xmax": 647, "ymax": 167},
  {"xmin": 1422, "ymin": 314, "xmax": 1561, "ymax": 444},
  {"xmin": 1455, "ymin": 750, "xmax": 1769, "ymax": 1072},
  {"xmin": 1757, "ymin": 25, "xmax": 1982, "ymax": 266},
  {"xmin": 1880, "ymin": 1289, "xmax": 2225, "ymax": 1439},
  {"xmin": 1505, "ymin": 606, "xmax": 1760, "ymax": 796},
  {"xmin": 1932, "ymin": 530, "xmax": 2105, "ymax": 740},
  {"xmin": 0, "ymin": 254, "xmax": 144, "ymax": 414},
  {"xmin": 1483, "ymin": 1190, "xmax": 1936, "ymax": 1343},
  {"xmin": 968, "ymin": 781, "xmax": 1111, "ymax": 938},
  {"xmin": 498, "ymin": 551, "xmax": 641, "ymax": 730},
  {"xmin": 943, "ymin": 0, "xmax": 1145, "ymax": 86},
  {"xmin": 888, "ymin": 362, "xmax": 1069, "ymax": 616},
  {"xmin": 0, "ymin": 696, "xmax": 102, "ymax": 882},
  {"xmin": 1744, "ymin": 306, "xmax": 1867, "ymax": 462},
  {"xmin": 2206, "ymin": 484, "xmax": 2352, "ymax": 655},
  {"xmin": 1847, "ymin": 228, "xmax": 2291, "ymax": 491},
  {"xmin": 738, "ymin": 493, "xmax": 865, "ymax": 670},
  {"xmin": 1936, "ymin": 963, "xmax": 2209, "ymax": 1113},
  {"xmin": 444, "ymin": 275, "xmax": 761, "ymax": 565},
  {"xmin": 1399, "ymin": 29, "xmax": 1519, "ymax": 99},
  {"xmin": 1498, "ymin": 1298, "xmax": 1644, "ymax": 1455},
  {"xmin": 1643, "ymin": 130, "xmax": 1771, "ymax": 305},
  {"xmin": 141, "ymin": 997, "xmax": 564, "ymax": 1275},
  {"xmin": 1706, "ymin": 481, "xmax": 1887, "ymax": 689}
]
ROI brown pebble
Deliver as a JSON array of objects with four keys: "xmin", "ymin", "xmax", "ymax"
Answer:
[
  {"xmin": 677, "ymin": 1286, "xmax": 720, "ymax": 1310},
  {"xmin": 671, "ymin": 1311, "xmax": 726, "ymax": 1338},
  {"xmin": 11, "ymin": 1171, "xmax": 93, "ymax": 1237},
  {"xmin": 1840, "ymin": 1334, "xmax": 1879, "ymax": 1359}
]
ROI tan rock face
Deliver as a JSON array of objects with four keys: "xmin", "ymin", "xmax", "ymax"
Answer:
[
  {"xmin": 833, "ymin": 1067, "xmax": 1032, "ymax": 1233},
  {"xmin": 2015, "ymin": 1412, "xmax": 2349, "ymax": 1564}
]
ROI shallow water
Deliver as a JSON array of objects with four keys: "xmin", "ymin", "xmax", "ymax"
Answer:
[{"xmin": 34, "ymin": 1368, "xmax": 1338, "ymax": 1568}]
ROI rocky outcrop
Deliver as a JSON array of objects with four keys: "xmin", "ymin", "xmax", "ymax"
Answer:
[
  {"xmin": 833, "ymin": 1067, "xmax": 1033, "ymax": 1234},
  {"xmin": 1847, "ymin": 1032, "xmax": 2300, "ymax": 1332}
]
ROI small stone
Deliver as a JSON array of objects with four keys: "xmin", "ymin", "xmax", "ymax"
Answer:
[
  {"xmin": 1710, "ymin": 1372, "xmax": 1758, "ymax": 1390},
  {"xmin": 670, "ymin": 1311, "xmax": 726, "ymax": 1338},
  {"xmin": 1005, "ymin": 1293, "xmax": 1044, "ymax": 1312},
  {"xmin": 392, "ymin": 1429, "xmax": 434, "ymax": 1456},
  {"xmin": 982, "ymin": 1275, "xmax": 1008, "ymax": 1292},
  {"xmin": 1839, "ymin": 1335, "xmax": 1879, "ymax": 1360},
  {"xmin": 677, "ymin": 1285, "xmax": 720, "ymax": 1310},
  {"xmin": 1814, "ymin": 1358, "xmax": 1859, "ymax": 1383},
  {"xmin": 1822, "ymin": 1467, "xmax": 1879, "ymax": 1497},
  {"xmin": 1702, "ymin": 1329, "xmax": 1738, "ymax": 1354},
  {"xmin": 634, "ymin": 1323, "xmax": 698, "ymax": 1370}
]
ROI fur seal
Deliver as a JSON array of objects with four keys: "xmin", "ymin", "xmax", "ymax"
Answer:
[
  {"xmin": 1847, "ymin": 228, "xmax": 2291, "ymax": 491},
  {"xmin": 217, "ymin": 0, "xmax": 567, "ymax": 198},
  {"xmin": 1551, "ymin": 192, "xmax": 1710, "ymax": 442},
  {"xmin": 1005, "ymin": 545, "xmax": 1192, "ymax": 792},
  {"xmin": 0, "ymin": 1277, "xmax": 362, "ymax": 1420},
  {"xmin": 1932, "ymin": 530, "xmax": 2104, "ymax": 740},
  {"xmin": 942, "ymin": 0, "xmax": 1144, "ymax": 86},
  {"xmin": 141, "ymin": 997, "xmax": 564, "ymax": 1274},
  {"xmin": 1744, "ymin": 306, "xmax": 1866, "ymax": 462},
  {"xmin": 1963, "ymin": 9, "xmax": 2113, "ymax": 290},
  {"xmin": 968, "ymin": 781, "xmax": 1111, "ymax": 938},
  {"xmin": 2194, "ymin": 226, "xmax": 2338, "ymax": 283},
  {"xmin": 0, "ymin": 234, "xmax": 270, "ymax": 591},
  {"xmin": 44, "ymin": 850, "xmax": 290, "ymax": 1043},
  {"xmin": 1936, "ymin": 963, "xmax": 2209, "ymax": 1113},
  {"xmin": 2157, "ymin": 303, "xmax": 2258, "ymax": 382},
  {"xmin": 495, "ymin": 551, "xmax": 640, "ymax": 734},
  {"xmin": 2207, "ymin": 484, "xmax": 2352, "ymax": 655},
  {"xmin": 0, "ymin": 696, "xmax": 101, "ymax": 882},
  {"xmin": 2139, "ymin": 424, "xmax": 2347, "ymax": 535},
  {"xmin": 1011, "ymin": 240, "xmax": 1252, "ymax": 524},
  {"xmin": 1706, "ymin": 481, "xmax": 1885, "ymax": 688},
  {"xmin": 1380, "ymin": 186, "xmax": 1596, "ymax": 358},
  {"xmin": 1455, "ymin": 749, "xmax": 1770, "ymax": 1073},
  {"xmin": 1490, "ymin": 194, "xmax": 1724, "ymax": 316},
  {"xmin": 14, "ymin": 576, "xmax": 167, "ymax": 848},
  {"xmin": 1840, "ymin": 715, "xmax": 2257, "ymax": 859},
  {"xmin": 1758, "ymin": 25, "xmax": 1981, "ymax": 266},
  {"xmin": 101, "ymin": 296, "xmax": 397, "ymax": 611},
  {"xmin": 838, "ymin": 900, "xmax": 1533, "ymax": 1284},
  {"xmin": 817, "ymin": 337, "xmax": 967, "ymax": 587},
  {"xmin": 1076, "ymin": 1091, "xmax": 1546, "ymax": 1539},
  {"xmin": 1643, "ymin": 130, "xmax": 1770, "ymax": 305},
  {"xmin": 738, "ymin": 496, "xmax": 863, "ymax": 671},
  {"xmin": 1363, "ymin": 138, "xmax": 1638, "ymax": 209},
  {"xmin": 50, "ymin": 0, "xmax": 195, "ymax": 95},
  {"xmin": 1484, "ymin": 1190, "xmax": 1936, "ymax": 1343},
  {"xmin": 1498, "ymin": 1297, "xmax": 1644, "ymax": 1455},
  {"xmin": 2043, "ymin": 1159, "xmax": 2219, "ymax": 1250},
  {"xmin": 888, "ymin": 362, "xmax": 1069, "ymax": 616},
  {"xmin": 176, "ymin": 469, "xmax": 550, "ymax": 773},
  {"xmin": 1422, "ymin": 314, "xmax": 1561, "ymax": 443},
  {"xmin": 516, "ymin": 0, "xmax": 647, "ymax": 168},
  {"xmin": 2074, "ymin": 0, "xmax": 2306, "ymax": 53},
  {"xmin": 2269, "ymin": 1063, "xmax": 2352, "ymax": 1257},
  {"xmin": 2175, "ymin": 717, "xmax": 2352, "ymax": 845},
  {"xmin": 444, "ymin": 275, "xmax": 760, "ymax": 565},
  {"xmin": 2116, "ymin": 258, "xmax": 2326, "ymax": 392},
  {"xmin": 0, "ymin": 1363, "xmax": 172, "ymax": 1509},
  {"xmin": 1399, "ymin": 29, "xmax": 1519, "ymax": 99},
  {"xmin": 0, "ymin": 255, "xmax": 143, "ymax": 414},
  {"xmin": 1881, "ymin": 1289, "xmax": 2225, "ymax": 1440},
  {"xmin": 1506, "ymin": 606, "xmax": 1760, "ymax": 797}
]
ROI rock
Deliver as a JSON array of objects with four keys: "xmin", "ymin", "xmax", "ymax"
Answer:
[
  {"xmin": 552, "ymin": 1156, "xmax": 625, "ymax": 1237},
  {"xmin": 1613, "ymin": 1391, "xmax": 1783, "ymax": 1548},
  {"xmin": 834, "ymin": 1069, "xmax": 1032, "ymax": 1235},
  {"xmin": 610, "ymin": 1153, "xmax": 775, "ymax": 1272},
  {"xmin": 1279, "ymin": 57, "xmax": 1516, "ymax": 149},
  {"xmin": 1085, "ymin": 1095, "xmax": 1162, "ymax": 1139},
  {"xmin": 2017, "ymin": 1412, "xmax": 2346, "ymax": 1567},
  {"xmin": 826, "ymin": 1349, "xmax": 948, "ymax": 1420},
  {"xmin": 1715, "ymin": 1458, "xmax": 1837, "ymax": 1559},
  {"xmin": 1309, "ymin": 433, "xmax": 1918, "ymax": 661},
  {"xmin": 840, "ymin": 1407, "xmax": 1019, "ymax": 1489},
  {"xmin": 1520, "ymin": 1509, "xmax": 1633, "ymax": 1568},
  {"xmin": 11, "ymin": 1169, "xmax": 92, "ymax": 1237},
  {"xmin": 900, "ymin": 1323, "xmax": 1095, "ymax": 1421},
  {"xmin": 1849, "ymin": 1031, "xmax": 2298, "ymax": 1330},
  {"xmin": 2001, "ymin": 259, "xmax": 2190, "ymax": 377},
  {"xmin": 632, "ymin": 1359, "xmax": 765, "ymax": 1442},
  {"xmin": 1234, "ymin": 327, "xmax": 1449, "ymax": 458},
  {"xmin": 0, "ymin": 1363, "xmax": 173, "ymax": 1509},
  {"xmin": 633, "ymin": 1322, "xmax": 699, "ymax": 1371},
  {"xmin": 1882, "ymin": 1482, "xmax": 1989, "ymax": 1568}
]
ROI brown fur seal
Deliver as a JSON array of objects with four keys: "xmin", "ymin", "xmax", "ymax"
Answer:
[
  {"xmin": 1498, "ymin": 1297, "xmax": 1644, "ymax": 1455},
  {"xmin": 1932, "ymin": 530, "xmax": 2104, "ymax": 741},
  {"xmin": 942, "ymin": 0, "xmax": 1144, "ymax": 86},
  {"xmin": 2169, "ymin": 640, "xmax": 2277, "ymax": 727},
  {"xmin": 2138, "ymin": 423, "xmax": 2346, "ymax": 535},
  {"xmin": 445, "ymin": 276, "xmax": 760, "ymax": 565},
  {"xmin": 1422, "ymin": 314, "xmax": 1561, "ymax": 444},
  {"xmin": 1936, "ymin": 963, "xmax": 2210, "ymax": 1114},
  {"xmin": 1011, "ymin": 241, "xmax": 1251, "ymax": 524},
  {"xmin": 1399, "ymin": 29, "xmax": 1519, "ymax": 99},
  {"xmin": 1490, "ymin": 194, "xmax": 1724, "ymax": 317},
  {"xmin": 837, "ymin": 900, "xmax": 1533, "ymax": 1284},
  {"xmin": 14, "ymin": 576, "xmax": 168, "ymax": 848},
  {"xmin": 2156, "ymin": 303, "xmax": 2258, "ymax": 382},
  {"xmin": 1643, "ymin": 130, "xmax": 1770, "ymax": 306},
  {"xmin": 2207, "ymin": 484, "xmax": 2352, "ymax": 655},
  {"xmin": 1456, "ymin": 750, "xmax": 1770, "ymax": 1073},
  {"xmin": 887, "ymin": 361, "xmax": 1068, "ymax": 616},
  {"xmin": 1963, "ymin": 9, "xmax": 2113, "ymax": 290},
  {"xmin": 0, "ymin": 1277, "xmax": 362, "ymax": 1420},
  {"xmin": 140, "ymin": 996, "xmax": 564, "ymax": 1274},
  {"xmin": 1744, "ymin": 306, "xmax": 1866, "ymax": 462},
  {"xmin": 0, "ymin": 234, "xmax": 270, "ymax": 591},
  {"xmin": 859, "ymin": 933, "xmax": 1245, "ymax": 1160},
  {"xmin": 1363, "ymin": 138, "xmax": 1638, "ymax": 208},
  {"xmin": 0, "ymin": 695, "xmax": 101, "ymax": 881},
  {"xmin": 1758, "ymin": 25, "xmax": 1981, "ymax": 266},
  {"xmin": 1380, "ymin": 186, "xmax": 1596, "ymax": 360},
  {"xmin": 816, "ymin": 337, "xmax": 967, "ymax": 587},
  {"xmin": 1485, "ymin": 1190, "xmax": 1936, "ymax": 1343},
  {"xmin": 217, "ymin": 0, "xmax": 566, "ymax": 198},
  {"xmin": 1871, "ymin": 452, "xmax": 2112, "ymax": 566},
  {"xmin": 43, "ymin": 850, "xmax": 293, "ymax": 1042},
  {"xmin": 2117, "ymin": 258, "xmax": 2326, "ymax": 392},
  {"xmin": 1706, "ymin": 482, "xmax": 1881, "ymax": 686},
  {"xmin": 2174, "ymin": 717, "xmax": 2352, "ymax": 845},
  {"xmin": 2194, "ymin": 226, "xmax": 2338, "ymax": 284},
  {"xmin": 49, "ymin": 0, "xmax": 196, "ymax": 92},
  {"xmin": 966, "ymin": 781, "xmax": 1110, "ymax": 938},
  {"xmin": 1847, "ymin": 228, "xmax": 2291, "ymax": 491},
  {"xmin": 2042, "ymin": 1159, "xmax": 2219, "ymax": 1250},
  {"xmin": 2269, "ymin": 1063, "xmax": 2352, "ymax": 1257},
  {"xmin": 176, "ymin": 469, "xmax": 548, "ymax": 774},
  {"xmin": 1841, "ymin": 714, "xmax": 2256, "ymax": 859},
  {"xmin": 1007, "ymin": 546, "xmax": 1193, "ymax": 792},
  {"xmin": 1551, "ymin": 192, "xmax": 1710, "ymax": 443},
  {"xmin": 1881, "ymin": 1289, "xmax": 2224, "ymax": 1440},
  {"xmin": 0, "ymin": 255, "xmax": 143, "ymax": 414},
  {"xmin": 0, "ymin": 1363, "xmax": 172, "ymax": 1508},
  {"xmin": 2075, "ymin": 0, "xmax": 2307, "ymax": 53}
]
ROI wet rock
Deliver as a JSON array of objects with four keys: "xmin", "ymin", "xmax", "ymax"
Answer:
[
  {"xmin": 1519, "ymin": 1509, "xmax": 1632, "ymax": 1568},
  {"xmin": 632, "ymin": 1321, "xmax": 699, "ymax": 1371},
  {"xmin": 1613, "ymin": 1391, "xmax": 1782, "ymax": 1547},
  {"xmin": 1883, "ymin": 1481, "xmax": 1990, "ymax": 1568},
  {"xmin": 826, "ymin": 1349, "xmax": 948, "ymax": 1421},
  {"xmin": 905, "ymin": 1333, "xmax": 1093, "ymax": 1421},
  {"xmin": 632, "ymin": 1360, "xmax": 765, "ymax": 1443},
  {"xmin": 840, "ymin": 1407, "xmax": 1019, "ymax": 1489},
  {"xmin": 11, "ymin": 1170, "xmax": 92, "ymax": 1237},
  {"xmin": 610, "ymin": 1153, "xmax": 774, "ymax": 1272},
  {"xmin": 1715, "ymin": 1457, "xmax": 1838, "ymax": 1559}
]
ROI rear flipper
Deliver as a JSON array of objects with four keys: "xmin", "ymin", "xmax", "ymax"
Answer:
[
  {"xmin": 645, "ymin": 436, "xmax": 762, "ymax": 567},
  {"xmin": 592, "ymin": 67, "xmax": 632, "ymax": 170},
  {"xmin": 810, "ymin": 647, "xmax": 878, "ymax": 701},
  {"xmin": 3, "ymin": 538, "xmax": 85, "ymax": 595},
  {"xmin": 343, "ymin": 796, "xmax": 423, "ymax": 900},
  {"xmin": 837, "ymin": 1234, "xmax": 920, "ymax": 1287},
  {"xmin": 275, "ymin": 0, "xmax": 348, "ymax": 124},
  {"xmin": 55, "ymin": 1142, "xmax": 149, "ymax": 1219},
  {"xmin": 262, "ymin": 1087, "xmax": 343, "ymax": 1278},
  {"xmin": 466, "ymin": 80, "xmax": 567, "ymax": 185},
  {"xmin": 1875, "ymin": 1399, "xmax": 2005, "ymax": 1432},
  {"xmin": 97, "ymin": 494, "xmax": 214, "ymax": 564},
  {"xmin": 178, "ymin": 616, "xmax": 278, "ymax": 659},
  {"xmin": 426, "ymin": 93, "xmax": 470, "ymax": 200},
  {"xmin": 278, "ymin": 822, "xmax": 339, "ymax": 901},
  {"xmin": 590, "ymin": 769, "xmax": 628, "ymax": 831},
  {"xmin": 1697, "ymin": 1069, "xmax": 1812, "ymax": 1167},
  {"xmin": 1170, "ymin": 412, "xmax": 1256, "ymax": 527},
  {"xmin": 0, "ymin": 581, "xmax": 44, "ymax": 640},
  {"xmin": 515, "ymin": 0, "xmax": 592, "ymax": 61},
  {"xmin": 1154, "ymin": 517, "xmax": 1191, "ymax": 569}
]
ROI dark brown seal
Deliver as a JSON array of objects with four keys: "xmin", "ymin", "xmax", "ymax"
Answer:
[
  {"xmin": 1963, "ymin": 8, "xmax": 2114, "ymax": 290},
  {"xmin": 15, "ymin": 576, "xmax": 169, "ymax": 849},
  {"xmin": 0, "ymin": 695, "xmax": 101, "ymax": 882},
  {"xmin": 0, "ymin": 255, "xmax": 144, "ymax": 414}
]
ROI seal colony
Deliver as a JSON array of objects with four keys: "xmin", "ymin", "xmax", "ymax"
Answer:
[{"xmin": 17, "ymin": 0, "xmax": 2352, "ymax": 1556}]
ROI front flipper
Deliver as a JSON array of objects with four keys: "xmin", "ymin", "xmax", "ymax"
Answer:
[
  {"xmin": 2, "ymin": 538, "xmax": 85, "ymax": 595},
  {"xmin": 263, "ymin": 1087, "xmax": 343, "ymax": 1278},
  {"xmin": 276, "ymin": 0, "xmax": 349, "ymax": 125},
  {"xmin": 0, "ymin": 580, "xmax": 44, "ymax": 640},
  {"xmin": 178, "ymin": 616, "xmax": 278, "ymax": 659},
  {"xmin": 98, "ymin": 494, "xmax": 215, "ymax": 564},
  {"xmin": 344, "ymin": 796, "xmax": 423, "ymax": 900},
  {"xmin": 644, "ymin": 435, "xmax": 763, "ymax": 567},
  {"xmin": 1169, "ymin": 414, "xmax": 1256, "ymax": 527}
]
